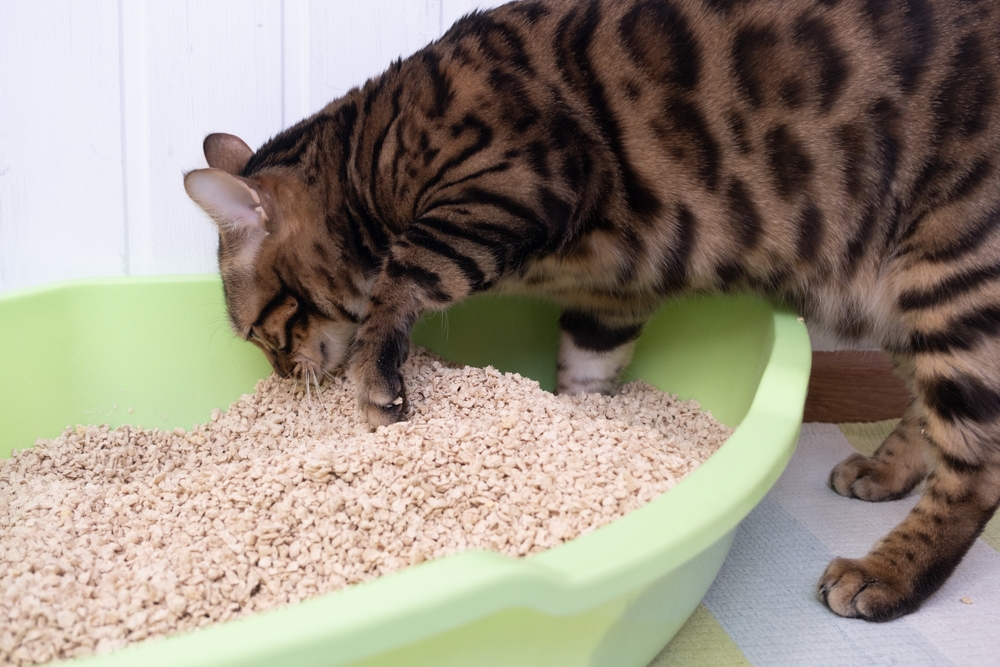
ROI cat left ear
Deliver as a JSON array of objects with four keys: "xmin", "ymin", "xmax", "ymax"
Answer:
[
  {"xmin": 184, "ymin": 168, "xmax": 268, "ymax": 235},
  {"xmin": 203, "ymin": 133, "xmax": 254, "ymax": 175}
]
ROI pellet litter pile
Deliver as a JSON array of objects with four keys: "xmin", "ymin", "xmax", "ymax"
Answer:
[{"xmin": 0, "ymin": 347, "xmax": 731, "ymax": 666}]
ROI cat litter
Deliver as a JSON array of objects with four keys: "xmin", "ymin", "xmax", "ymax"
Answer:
[{"xmin": 0, "ymin": 348, "xmax": 730, "ymax": 666}]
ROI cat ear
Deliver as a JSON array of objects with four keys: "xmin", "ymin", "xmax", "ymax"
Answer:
[
  {"xmin": 203, "ymin": 133, "xmax": 254, "ymax": 175},
  {"xmin": 183, "ymin": 168, "xmax": 268, "ymax": 235}
]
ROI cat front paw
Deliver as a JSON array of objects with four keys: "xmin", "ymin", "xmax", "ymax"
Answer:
[
  {"xmin": 353, "ymin": 365, "xmax": 408, "ymax": 427},
  {"xmin": 359, "ymin": 383, "xmax": 408, "ymax": 427},
  {"xmin": 348, "ymin": 316, "xmax": 413, "ymax": 428},
  {"xmin": 818, "ymin": 557, "xmax": 918, "ymax": 621},
  {"xmin": 829, "ymin": 453, "xmax": 917, "ymax": 502}
]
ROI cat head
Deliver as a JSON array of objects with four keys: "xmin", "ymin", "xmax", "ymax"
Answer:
[{"xmin": 184, "ymin": 133, "xmax": 369, "ymax": 384}]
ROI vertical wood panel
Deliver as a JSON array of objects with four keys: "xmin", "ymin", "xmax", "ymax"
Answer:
[
  {"xmin": 127, "ymin": 0, "xmax": 284, "ymax": 277},
  {"xmin": 440, "ymin": 0, "xmax": 510, "ymax": 33},
  {"xmin": 0, "ymin": 0, "xmax": 124, "ymax": 292},
  {"xmin": 0, "ymin": 0, "xmax": 539, "ymax": 294},
  {"xmin": 120, "ymin": 0, "xmax": 150, "ymax": 278},
  {"xmin": 308, "ymin": 0, "xmax": 442, "ymax": 110},
  {"xmin": 282, "ymin": 0, "xmax": 313, "ymax": 125}
]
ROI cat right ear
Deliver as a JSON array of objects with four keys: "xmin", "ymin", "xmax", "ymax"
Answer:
[
  {"xmin": 183, "ymin": 168, "xmax": 268, "ymax": 235},
  {"xmin": 203, "ymin": 133, "xmax": 254, "ymax": 175}
]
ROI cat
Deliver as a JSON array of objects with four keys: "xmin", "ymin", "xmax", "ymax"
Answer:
[{"xmin": 184, "ymin": 0, "xmax": 1000, "ymax": 623}]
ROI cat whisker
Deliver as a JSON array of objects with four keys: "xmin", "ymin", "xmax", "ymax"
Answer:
[{"xmin": 311, "ymin": 369, "xmax": 322, "ymax": 398}]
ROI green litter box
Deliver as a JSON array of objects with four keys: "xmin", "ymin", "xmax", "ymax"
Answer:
[{"xmin": 0, "ymin": 275, "xmax": 811, "ymax": 667}]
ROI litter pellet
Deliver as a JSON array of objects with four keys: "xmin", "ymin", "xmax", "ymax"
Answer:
[{"xmin": 0, "ymin": 347, "xmax": 731, "ymax": 666}]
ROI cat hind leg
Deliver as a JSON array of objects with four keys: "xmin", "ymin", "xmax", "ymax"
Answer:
[{"xmin": 556, "ymin": 309, "xmax": 647, "ymax": 395}]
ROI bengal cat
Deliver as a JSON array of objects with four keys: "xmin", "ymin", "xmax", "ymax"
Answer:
[{"xmin": 184, "ymin": 0, "xmax": 1000, "ymax": 622}]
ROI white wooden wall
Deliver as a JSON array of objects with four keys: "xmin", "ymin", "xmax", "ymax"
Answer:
[{"xmin": 0, "ymin": 0, "xmax": 507, "ymax": 293}]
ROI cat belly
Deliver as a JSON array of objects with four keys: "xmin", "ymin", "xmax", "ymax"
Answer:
[{"xmin": 497, "ymin": 271, "xmax": 663, "ymax": 315}]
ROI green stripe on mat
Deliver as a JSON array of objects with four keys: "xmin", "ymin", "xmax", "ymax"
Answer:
[
  {"xmin": 982, "ymin": 512, "xmax": 1000, "ymax": 551},
  {"xmin": 838, "ymin": 419, "xmax": 898, "ymax": 457},
  {"xmin": 650, "ymin": 604, "xmax": 751, "ymax": 666},
  {"xmin": 839, "ymin": 420, "xmax": 999, "ymax": 552}
]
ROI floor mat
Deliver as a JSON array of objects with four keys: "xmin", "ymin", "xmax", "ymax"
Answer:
[{"xmin": 650, "ymin": 423, "xmax": 1000, "ymax": 667}]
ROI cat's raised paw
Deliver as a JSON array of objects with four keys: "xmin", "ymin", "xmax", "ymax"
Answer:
[{"xmin": 818, "ymin": 557, "xmax": 917, "ymax": 622}]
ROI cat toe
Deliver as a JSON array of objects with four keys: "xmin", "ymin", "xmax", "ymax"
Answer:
[{"xmin": 818, "ymin": 557, "xmax": 917, "ymax": 622}]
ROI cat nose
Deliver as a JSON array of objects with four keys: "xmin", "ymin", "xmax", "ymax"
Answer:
[{"xmin": 272, "ymin": 356, "xmax": 294, "ymax": 378}]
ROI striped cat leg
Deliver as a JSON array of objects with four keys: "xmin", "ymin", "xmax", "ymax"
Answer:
[
  {"xmin": 556, "ymin": 309, "xmax": 646, "ymax": 395},
  {"xmin": 349, "ymin": 247, "xmax": 464, "ymax": 427},
  {"xmin": 820, "ymin": 319, "xmax": 1000, "ymax": 619},
  {"xmin": 349, "ymin": 284, "xmax": 417, "ymax": 428},
  {"xmin": 349, "ymin": 219, "xmax": 513, "ymax": 426},
  {"xmin": 829, "ymin": 355, "xmax": 928, "ymax": 501}
]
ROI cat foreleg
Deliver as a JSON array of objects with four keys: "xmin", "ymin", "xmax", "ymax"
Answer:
[
  {"xmin": 349, "ymin": 223, "xmax": 504, "ymax": 427},
  {"xmin": 349, "ymin": 291, "xmax": 416, "ymax": 428}
]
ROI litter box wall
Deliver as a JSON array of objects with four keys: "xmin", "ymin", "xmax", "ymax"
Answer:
[{"xmin": 0, "ymin": 279, "xmax": 773, "ymax": 457}]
